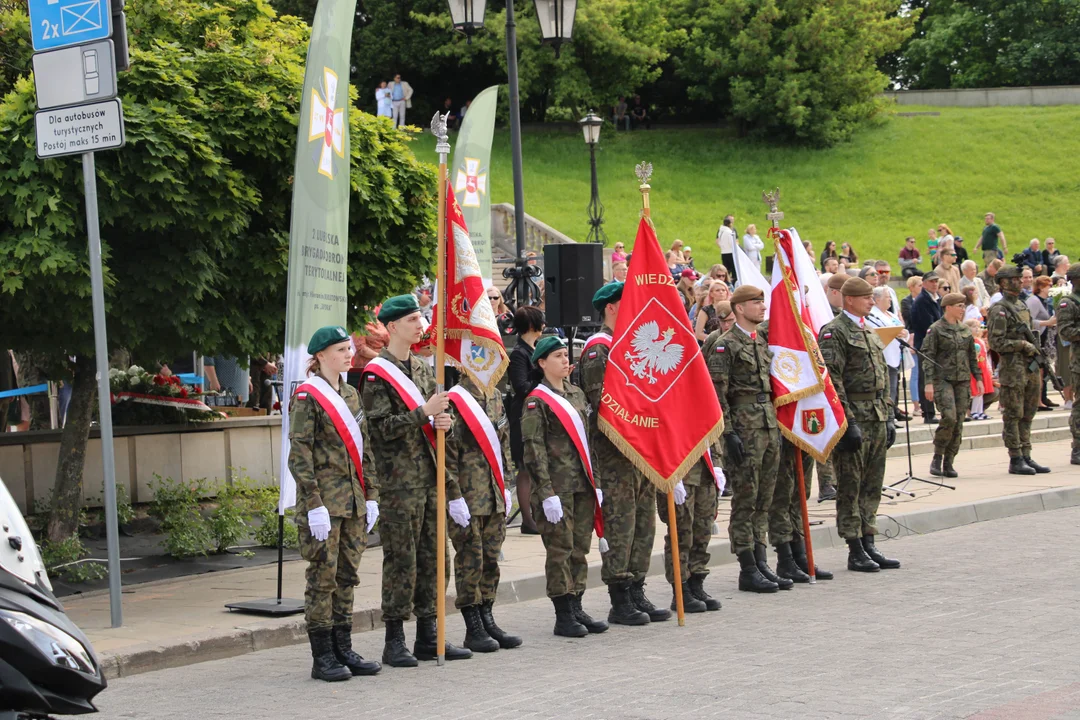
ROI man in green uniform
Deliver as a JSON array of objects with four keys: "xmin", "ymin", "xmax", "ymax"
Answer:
[
  {"xmin": 814, "ymin": 273, "xmax": 849, "ymax": 502},
  {"xmin": 581, "ymin": 282, "xmax": 665, "ymax": 625},
  {"xmin": 986, "ymin": 267, "xmax": 1051, "ymax": 475},
  {"xmin": 1055, "ymin": 264, "xmax": 1080, "ymax": 466},
  {"xmin": 818, "ymin": 277, "xmax": 900, "ymax": 572},
  {"xmin": 706, "ymin": 284, "xmax": 788, "ymax": 593},
  {"xmin": 361, "ymin": 294, "xmax": 472, "ymax": 666},
  {"xmin": 921, "ymin": 293, "xmax": 981, "ymax": 478}
]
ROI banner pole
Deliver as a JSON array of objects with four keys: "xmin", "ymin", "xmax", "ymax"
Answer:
[
  {"xmin": 432, "ymin": 112, "xmax": 450, "ymax": 667},
  {"xmin": 795, "ymin": 452, "xmax": 816, "ymax": 584}
]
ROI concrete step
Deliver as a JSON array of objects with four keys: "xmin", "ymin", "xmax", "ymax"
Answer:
[{"xmin": 888, "ymin": 410, "xmax": 1072, "ymax": 458}]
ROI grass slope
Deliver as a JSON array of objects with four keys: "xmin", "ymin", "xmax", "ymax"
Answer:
[{"xmin": 409, "ymin": 105, "xmax": 1080, "ymax": 269}]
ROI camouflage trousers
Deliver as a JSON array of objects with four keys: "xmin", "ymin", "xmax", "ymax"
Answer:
[
  {"xmin": 1000, "ymin": 371, "xmax": 1040, "ymax": 457},
  {"xmin": 297, "ymin": 512, "xmax": 368, "ymax": 631},
  {"xmin": 727, "ymin": 427, "xmax": 780, "ymax": 556},
  {"xmin": 598, "ymin": 457, "xmax": 656, "ymax": 585},
  {"xmin": 1073, "ymin": 379, "xmax": 1080, "ymax": 451},
  {"xmin": 533, "ymin": 489, "xmax": 595, "ymax": 598},
  {"xmin": 833, "ymin": 420, "xmax": 887, "ymax": 539},
  {"xmin": 380, "ymin": 486, "xmax": 451, "ymax": 622},
  {"xmin": 769, "ymin": 440, "xmax": 814, "ymax": 546},
  {"xmin": 932, "ymin": 380, "xmax": 971, "ymax": 461},
  {"xmin": 448, "ymin": 510, "xmax": 506, "ymax": 609},
  {"xmin": 657, "ymin": 481, "xmax": 718, "ymax": 585}
]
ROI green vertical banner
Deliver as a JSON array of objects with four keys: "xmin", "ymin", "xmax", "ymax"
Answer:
[
  {"xmin": 279, "ymin": 0, "xmax": 357, "ymax": 512},
  {"xmin": 450, "ymin": 86, "xmax": 499, "ymax": 283}
]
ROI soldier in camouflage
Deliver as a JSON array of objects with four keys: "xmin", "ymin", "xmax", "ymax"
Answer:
[
  {"xmin": 289, "ymin": 326, "xmax": 381, "ymax": 682},
  {"xmin": 818, "ymin": 276, "xmax": 900, "ymax": 572},
  {"xmin": 986, "ymin": 267, "xmax": 1051, "ymax": 475},
  {"xmin": 581, "ymin": 282, "xmax": 666, "ymax": 626},
  {"xmin": 361, "ymin": 295, "xmax": 472, "ymax": 667},
  {"xmin": 921, "ymin": 293, "xmax": 981, "ymax": 478},
  {"xmin": 1055, "ymin": 264, "xmax": 1080, "ymax": 466},
  {"xmin": 522, "ymin": 336, "xmax": 608, "ymax": 638},
  {"xmin": 445, "ymin": 376, "xmax": 522, "ymax": 653}
]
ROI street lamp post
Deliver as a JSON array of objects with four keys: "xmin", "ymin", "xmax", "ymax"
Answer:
[{"xmin": 579, "ymin": 110, "xmax": 605, "ymax": 245}]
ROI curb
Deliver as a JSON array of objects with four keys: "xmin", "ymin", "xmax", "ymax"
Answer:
[{"xmin": 99, "ymin": 484, "xmax": 1080, "ymax": 680}]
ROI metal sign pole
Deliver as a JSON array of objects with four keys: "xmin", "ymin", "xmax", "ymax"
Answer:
[{"xmin": 82, "ymin": 151, "xmax": 122, "ymax": 627}]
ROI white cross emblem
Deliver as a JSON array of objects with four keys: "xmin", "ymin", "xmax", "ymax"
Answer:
[
  {"xmin": 454, "ymin": 157, "xmax": 487, "ymax": 208},
  {"xmin": 308, "ymin": 68, "xmax": 345, "ymax": 179}
]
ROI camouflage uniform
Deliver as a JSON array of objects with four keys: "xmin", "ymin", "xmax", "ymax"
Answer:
[
  {"xmin": 581, "ymin": 325, "xmax": 655, "ymax": 585},
  {"xmin": 819, "ymin": 313, "xmax": 892, "ymax": 539},
  {"xmin": 1055, "ymin": 290, "xmax": 1080, "ymax": 453},
  {"xmin": 704, "ymin": 325, "xmax": 780, "ymax": 555},
  {"xmin": 521, "ymin": 378, "xmax": 596, "ymax": 598},
  {"xmin": 656, "ymin": 450, "xmax": 720, "ymax": 584},
  {"xmin": 360, "ymin": 348, "xmax": 450, "ymax": 623},
  {"xmin": 289, "ymin": 381, "xmax": 376, "ymax": 631},
  {"xmin": 921, "ymin": 318, "xmax": 979, "ymax": 462},
  {"xmin": 769, "ymin": 438, "xmax": 816, "ymax": 545},
  {"xmin": 446, "ymin": 380, "xmax": 511, "ymax": 609},
  {"xmin": 986, "ymin": 294, "xmax": 1041, "ymax": 458}
]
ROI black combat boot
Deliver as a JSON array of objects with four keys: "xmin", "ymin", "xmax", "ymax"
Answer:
[
  {"xmin": 1009, "ymin": 456, "xmax": 1036, "ymax": 475},
  {"xmin": 381, "ymin": 619, "xmax": 418, "ymax": 668},
  {"xmin": 629, "ymin": 579, "xmax": 671, "ymax": 621},
  {"xmin": 461, "ymin": 606, "xmax": 500, "ymax": 653},
  {"xmin": 413, "ymin": 616, "xmax": 473, "ymax": 661},
  {"xmin": 1072, "ymin": 448, "xmax": 1080, "ymax": 465},
  {"xmin": 309, "ymin": 628, "xmax": 352, "ymax": 682},
  {"xmin": 862, "ymin": 535, "xmax": 900, "ymax": 569},
  {"xmin": 480, "ymin": 600, "xmax": 522, "ymax": 649},
  {"xmin": 929, "ymin": 454, "xmax": 944, "ymax": 477},
  {"xmin": 846, "ymin": 537, "xmax": 880, "ymax": 573},
  {"xmin": 775, "ymin": 542, "xmax": 811, "ymax": 583},
  {"xmin": 1023, "ymin": 456, "xmax": 1051, "ymax": 473},
  {"xmin": 671, "ymin": 582, "xmax": 707, "ymax": 613},
  {"xmin": 790, "ymin": 535, "xmax": 832, "ymax": 580},
  {"xmin": 552, "ymin": 595, "xmax": 588, "ymax": 638},
  {"xmin": 942, "ymin": 457, "xmax": 959, "ymax": 478},
  {"xmin": 571, "ymin": 592, "xmax": 610, "ymax": 633},
  {"xmin": 606, "ymin": 582, "xmax": 650, "ymax": 625},
  {"xmin": 737, "ymin": 550, "xmax": 779, "ymax": 593},
  {"xmin": 687, "ymin": 573, "xmax": 721, "ymax": 611},
  {"xmin": 331, "ymin": 625, "xmax": 381, "ymax": 676},
  {"xmin": 754, "ymin": 543, "xmax": 793, "ymax": 590},
  {"xmin": 818, "ymin": 484, "xmax": 837, "ymax": 501}
]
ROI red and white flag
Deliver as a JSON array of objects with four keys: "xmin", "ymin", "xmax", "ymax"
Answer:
[
  {"xmin": 598, "ymin": 218, "xmax": 724, "ymax": 492},
  {"xmin": 767, "ymin": 228, "xmax": 847, "ymax": 462}
]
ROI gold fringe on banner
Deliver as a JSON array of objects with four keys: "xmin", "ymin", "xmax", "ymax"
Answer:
[
  {"xmin": 443, "ymin": 328, "xmax": 509, "ymax": 394},
  {"xmin": 599, "ymin": 415, "xmax": 725, "ymax": 495}
]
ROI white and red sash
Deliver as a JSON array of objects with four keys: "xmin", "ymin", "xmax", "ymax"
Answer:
[
  {"xmin": 582, "ymin": 332, "xmax": 613, "ymax": 358},
  {"xmin": 447, "ymin": 386, "xmax": 506, "ymax": 494},
  {"xmin": 365, "ymin": 357, "xmax": 436, "ymax": 448},
  {"xmin": 295, "ymin": 375, "xmax": 365, "ymax": 494},
  {"xmin": 527, "ymin": 383, "xmax": 604, "ymax": 540}
]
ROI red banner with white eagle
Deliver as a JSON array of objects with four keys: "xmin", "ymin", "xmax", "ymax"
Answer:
[
  {"xmin": 767, "ymin": 228, "xmax": 847, "ymax": 462},
  {"xmin": 598, "ymin": 217, "xmax": 724, "ymax": 492}
]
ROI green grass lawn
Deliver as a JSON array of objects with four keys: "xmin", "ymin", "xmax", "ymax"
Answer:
[{"xmin": 408, "ymin": 104, "xmax": 1080, "ymax": 270}]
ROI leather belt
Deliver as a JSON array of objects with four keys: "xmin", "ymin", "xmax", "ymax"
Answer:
[
  {"xmin": 730, "ymin": 392, "xmax": 770, "ymax": 406},
  {"xmin": 849, "ymin": 390, "xmax": 884, "ymax": 401}
]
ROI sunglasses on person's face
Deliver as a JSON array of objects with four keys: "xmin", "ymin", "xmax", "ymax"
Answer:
[
  {"xmin": 488, "ymin": 295, "xmax": 501, "ymax": 302},
  {"xmin": 942, "ymin": 285, "xmax": 951, "ymax": 291}
]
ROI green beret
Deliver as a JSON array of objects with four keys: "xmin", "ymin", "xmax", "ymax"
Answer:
[
  {"xmin": 827, "ymin": 273, "xmax": 849, "ymax": 291},
  {"xmin": 996, "ymin": 266, "xmax": 1021, "ymax": 279},
  {"xmin": 307, "ymin": 326, "xmax": 351, "ymax": 355},
  {"xmin": 730, "ymin": 284, "xmax": 764, "ymax": 306},
  {"xmin": 378, "ymin": 294, "xmax": 421, "ymax": 323},
  {"xmin": 841, "ymin": 277, "xmax": 874, "ymax": 297},
  {"xmin": 531, "ymin": 335, "xmax": 567, "ymax": 364},
  {"xmin": 593, "ymin": 281, "xmax": 624, "ymax": 312}
]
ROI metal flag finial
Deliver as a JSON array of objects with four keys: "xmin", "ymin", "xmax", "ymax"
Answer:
[
  {"xmin": 635, "ymin": 162, "xmax": 653, "ymax": 217},
  {"xmin": 431, "ymin": 111, "xmax": 450, "ymax": 157},
  {"xmin": 762, "ymin": 187, "xmax": 784, "ymax": 230}
]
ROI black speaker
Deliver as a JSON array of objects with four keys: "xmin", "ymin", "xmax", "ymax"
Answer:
[{"xmin": 543, "ymin": 243, "xmax": 604, "ymax": 327}]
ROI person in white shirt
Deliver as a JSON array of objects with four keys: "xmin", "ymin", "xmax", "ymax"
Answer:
[
  {"xmin": 742, "ymin": 224, "xmax": 764, "ymax": 267},
  {"xmin": 958, "ymin": 259, "xmax": 990, "ymax": 312},
  {"xmin": 375, "ymin": 81, "xmax": 392, "ymax": 118},
  {"xmin": 867, "ymin": 286, "xmax": 908, "ymax": 418}
]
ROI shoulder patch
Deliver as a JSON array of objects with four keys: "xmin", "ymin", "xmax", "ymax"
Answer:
[
  {"xmin": 822, "ymin": 332, "xmax": 832, "ymax": 339},
  {"xmin": 527, "ymin": 400, "xmax": 537, "ymax": 410},
  {"xmin": 998, "ymin": 311, "xmax": 1006, "ymax": 316},
  {"xmin": 296, "ymin": 392, "xmax": 308, "ymax": 400},
  {"xmin": 1062, "ymin": 302, "xmax": 1069, "ymax": 309},
  {"xmin": 715, "ymin": 345, "xmax": 726, "ymax": 353},
  {"xmin": 588, "ymin": 351, "xmax": 597, "ymax": 359},
  {"xmin": 366, "ymin": 374, "xmax": 376, "ymax": 382}
]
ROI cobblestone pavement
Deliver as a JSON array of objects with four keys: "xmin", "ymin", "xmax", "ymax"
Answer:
[{"xmin": 92, "ymin": 507, "xmax": 1080, "ymax": 720}]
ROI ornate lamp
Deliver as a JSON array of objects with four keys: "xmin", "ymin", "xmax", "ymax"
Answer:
[
  {"xmin": 447, "ymin": 0, "xmax": 487, "ymax": 40},
  {"xmin": 533, "ymin": 0, "xmax": 577, "ymax": 55}
]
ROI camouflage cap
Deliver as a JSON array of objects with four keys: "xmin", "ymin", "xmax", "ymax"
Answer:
[
  {"xmin": 1066, "ymin": 263, "xmax": 1080, "ymax": 283},
  {"xmin": 377, "ymin": 294, "xmax": 422, "ymax": 323},
  {"xmin": 307, "ymin": 326, "xmax": 351, "ymax": 355},
  {"xmin": 996, "ymin": 266, "xmax": 1022, "ymax": 280},
  {"xmin": 593, "ymin": 281, "xmax": 624, "ymax": 312},
  {"xmin": 841, "ymin": 277, "xmax": 874, "ymax": 297},
  {"xmin": 730, "ymin": 284, "xmax": 764, "ymax": 306},
  {"xmin": 827, "ymin": 273, "xmax": 849, "ymax": 291},
  {"xmin": 941, "ymin": 292, "xmax": 966, "ymax": 308},
  {"xmin": 531, "ymin": 335, "xmax": 567, "ymax": 364}
]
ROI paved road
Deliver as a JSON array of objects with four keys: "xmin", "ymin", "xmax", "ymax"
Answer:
[{"xmin": 92, "ymin": 507, "xmax": 1080, "ymax": 720}]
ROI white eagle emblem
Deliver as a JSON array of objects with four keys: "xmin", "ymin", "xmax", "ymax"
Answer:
[{"xmin": 625, "ymin": 321, "xmax": 685, "ymax": 384}]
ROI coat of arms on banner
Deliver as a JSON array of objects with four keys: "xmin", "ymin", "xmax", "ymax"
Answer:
[
  {"xmin": 801, "ymin": 408, "xmax": 826, "ymax": 435},
  {"xmin": 308, "ymin": 68, "xmax": 345, "ymax": 179},
  {"xmin": 609, "ymin": 298, "xmax": 694, "ymax": 402}
]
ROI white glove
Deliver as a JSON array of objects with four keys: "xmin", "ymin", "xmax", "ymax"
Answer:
[
  {"xmin": 542, "ymin": 495, "xmax": 564, "ymax": 524},
  {"xmin": 673, "ymin": 481, "xmax": 687, "ymax": 506},
  {"xmin": 448, "ymin": 498, "xmax": 472, "ymax": 528},
  {"xmin": 595, "ymin": 488, "xmax": 604, "ymax": 507},
  {"xmin": 714, "ymin": 468, "xmax": 726, "ymax": 496},
  {"xmin": 365, "ymin": 500, "xmax": 379, "ymax": 533},
  {"xmin": 307, "ymin": 506, "xmax": 331, "ymax": 542},
  {"xmin": 504, "ymin": 488, "xmax": 513, "ymax": 520}
]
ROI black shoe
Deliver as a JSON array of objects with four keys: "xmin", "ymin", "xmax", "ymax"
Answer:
[
  {"xmin": 791, "ymin": 536, "xmax": 832, "ymax": 580},
  {"xmin": 818, "ymin": 485, "xmax": 837, "ymax": 502},
  {"xmin": 688, "ymin": 573, "xmax": 722, "ymax": 611},
  {"xmin": 737, "ymin": 550, "xmax": 779, "ymax": 593},
  {"xmin": 671, "ymin": 582, "xmax": 708, "ymax": 613},
  {"xmin": 309, "ymin": 628, "xmax": 352, "ymax": 682},
  {"xmin": 413, "ymin": 616, "xmax": 473, "ymax": 661},
  {"xmin": 461, "ymin": 606, "xmax": 499, "ymax": 653},
  {"xmin": 846, "ymin": 537, "xmax": 880, "ymax": 573},
  {"xmin": 930, "ymin": 454, "xmax": 944, "ymax": 477},
  {"xmin": 1023, "ymin": 456, "xmax": 1051, "ymax": 474},
  {"xmin": 1072, "ymin": 448, "xmax": 1080, "ymax": 466},
  {"xmin": 775, "ymin": 542, "xmax": 811, "ymax": 583},
  {"xmin": 895, "ymin": 410, "xmax": 912, "ymax": 422},
  {"xmin": 480, "ymin": 600, "xmax": 522, "ymax": 649},
  {"xmin": 629, "ymin": 580, "xmax": 671, "ymax": 622},
  {"xmin": 924, "ymin": 416, "xmax": 939, "ymax": 424},
  {"xmin": 331, "ymin": 625, "xmax": 381, "ymax": 676},
  {"xmin": 1043, "ymin": 397, "xmax": 1059, "ymax": 408},
  {"xmin": 606, "ymin": 583, "xmax": 650, "ymax": 625},
  {"xmin": 1037, "ymin": 406, "xmax": 1052, "ymax": 412},
  {"xmin": 720, "ymin": 487, "xmax": 733, "ymax": 498},
  {"xmin": 520, "ymin": 525, "xmax": 541, "ymax": 535},
  {"xmin": 862, "ymin": 535, "xmax": 900, "ymax": 569},
  {"xmin": 1009, "ymin": 456, "xmax": 1036, "ymax": 475},
  {"xmin": 381, "ymin": 619, "xmax": 418, "ymax": 668},
  {"xmin": 571, "ymin": 592, "xmax": 609, "ymax": 633},
  {"xmin": 552, "ymin": 595, "xmax": 588, "ymax": 637},
  {"xmin": 755, "ymin": 543, "xmax": 794, "ymax": 590},
  {"xmin": 942, "ymin": 457, "xmax": 959, "ymax": 478}
]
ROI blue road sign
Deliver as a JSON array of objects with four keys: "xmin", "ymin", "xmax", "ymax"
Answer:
[{"xmin": 28, "ymin": 0, "xmax": 112, "ymax": 52}]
